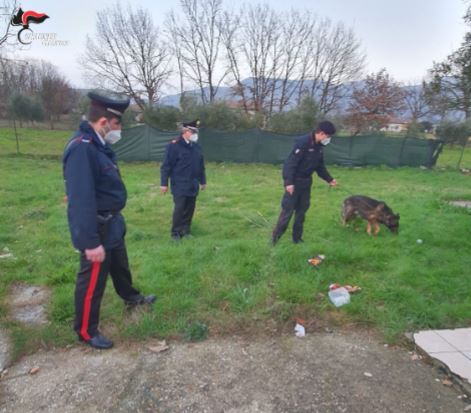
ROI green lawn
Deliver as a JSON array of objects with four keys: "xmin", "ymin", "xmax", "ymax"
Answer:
[
  {"xmin": 436, "ymin": 144, "xmax": 471, "ymax": 169},
  {"xmin": 1, "ymin": 128, "xmax": 470, "ymax": 358}
]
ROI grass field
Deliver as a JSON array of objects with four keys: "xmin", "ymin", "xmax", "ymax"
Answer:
[{"xmin": 0, "ymin": 128, "xmax": 470, "ymax": 358}]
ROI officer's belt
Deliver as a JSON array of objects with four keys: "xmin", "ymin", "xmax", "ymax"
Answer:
[{"xmin": 97, "ymin": 210, "xmax": 120, "ymax": 218}]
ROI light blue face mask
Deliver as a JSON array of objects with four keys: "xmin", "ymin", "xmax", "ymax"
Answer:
[
  {"xmin": 321, "ymin": 137, "xmax": 331, "ymax": 146},
  {"xmin": 104, "ymin": 130, "xmax": 122, "ymax": 145},
  {"xmin": 190, "ymin": 133, "xmax": 199, "ymax": 143}
]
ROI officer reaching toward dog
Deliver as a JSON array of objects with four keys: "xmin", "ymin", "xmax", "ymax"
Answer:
[
  {"xmin": 272, "ymin": 120, "xmax": 338, "ymax": 245},
  {"xmin": 160, "ymin": 120, "xmax": 206, "ymax": 240},
  {"xmin": 63, "ymin": 91, "xmax": 156, "ymax": 350}
]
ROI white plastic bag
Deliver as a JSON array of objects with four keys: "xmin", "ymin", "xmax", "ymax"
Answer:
[
  {"xmin": 328, "ymin": 287, "xmax": 350, "ymax": 307},
  {"xmin": 294, "ymin": 323, "xmax": 305, "ymax": 337}
]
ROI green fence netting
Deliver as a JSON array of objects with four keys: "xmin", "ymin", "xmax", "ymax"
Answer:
[{"xmin": 114, "ymin": 124, "xmax": 444, "ymax": 167}]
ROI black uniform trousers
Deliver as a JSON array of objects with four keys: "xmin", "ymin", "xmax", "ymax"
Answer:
[
  {"xmin": 172, "ymin": 195, "xmax": 196, "ymax": 238},
  {"xmin": 74, "ymin": 239, "xmax": 140, "ymax": 340},
  {"xmin": 272, "ymin": 182, "xmax": 312, "ymax": 243}
]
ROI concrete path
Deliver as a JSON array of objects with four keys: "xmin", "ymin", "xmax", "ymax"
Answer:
[
  {"xmin": 414, "ymin": 328, "xmax": 471, "ymax": 387},
  {"xmin": 1, "ymin": 331, "xmax": 469, "ymax": 413}
]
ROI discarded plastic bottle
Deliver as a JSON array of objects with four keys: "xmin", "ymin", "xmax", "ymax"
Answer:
[{"xmin": 328, "ymin": 287, "xmax": 351, "ymax": 307}]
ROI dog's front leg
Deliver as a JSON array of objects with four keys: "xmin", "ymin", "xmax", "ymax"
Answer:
[
  {"xmin": 366, "ymin": 221, "xmax": 372, "ymax": 235},
  {"xmin": 373, "ymin": 221, "xmax": 380, "ymax": 235}
]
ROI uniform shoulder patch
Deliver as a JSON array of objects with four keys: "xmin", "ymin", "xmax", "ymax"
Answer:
[{"xmin": 65, "ymin": 135, "xmax": 89, "ymax": 152}]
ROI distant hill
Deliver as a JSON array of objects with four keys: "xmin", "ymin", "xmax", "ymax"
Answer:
[{"xmin": 159, "ymin": 78, "xmax": 373, "ymax": 116}]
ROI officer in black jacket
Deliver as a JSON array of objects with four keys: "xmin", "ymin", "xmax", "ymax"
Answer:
[
  {"xmin": 63, "ymin": 91, "xmax": 156, "ymax": 349},
  {"xmin": 160, "ymin": 120, "xmax": 206, "ymax": 240},
  {"xmin": 272, "ymin": 121, "xmax": 337, "ymax": 245}
]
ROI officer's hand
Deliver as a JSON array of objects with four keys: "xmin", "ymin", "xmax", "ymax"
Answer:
[
  {"xmin": 329, "ymin": 179, "xmax": 337, "ymax": 187},
  {"xmin": 160, "ymin": 186, "xmax": 168, "ymax": 194},
  {"xmin": 85, "ymin": 245, "xmax": 105, "ymax": 263},
  {"xmin": 200, "ymin": 184, "xmax": 207, "ymax": 191},
  {"xmin": 285, "ymin": 185, "xmax": 295, "ymax": 195}
]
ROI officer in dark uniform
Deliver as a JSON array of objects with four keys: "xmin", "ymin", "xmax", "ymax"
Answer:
[
  {"xmin": 272, "ymin": 120, "xmax": 338, "ymax": 245},
  {"xmin": 160, "ymin": 120, "xmax": 206, "ymax": 240},
  {"xmin": 63, "ymin": 91, "xmax": 156, "ymax": 349}
]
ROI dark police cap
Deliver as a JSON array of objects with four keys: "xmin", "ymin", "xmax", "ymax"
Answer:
[
  {"xmin": 181, "ymin": 119, "xmax": 200, "ymax": 131},
  {"xmin": 87, "ymin": 90, "xmax": 130, "ymax": 117},
  {"xmin": 317, "ymin": 120, "xmax": 336, "ymax": 136}
]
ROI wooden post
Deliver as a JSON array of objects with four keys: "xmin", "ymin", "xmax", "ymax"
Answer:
[
  {"xmin": 457, "ymin": 142, "xmax": 467, "ymax": 170},
  {"xmin": 13, "ymin": 118, "xmax": 19, "ymax": 154}
]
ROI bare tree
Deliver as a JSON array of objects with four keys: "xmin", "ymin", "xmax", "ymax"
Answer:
[
  {"xmin": 81, "ymin": 3, "xmax": 171, "ymax": 110},
  {"xmin": 304, "ymin": 19, "xmax": 365, "ymax": 114},
  {"xmin": 0, "ymin": 54, "xmax": 42, "ymax": 114},
  {"xmin": 346, "ymin": 69, "xmax": 405, "ymax": 134},
  {"xmin": 38, "ymin": 62, "xmax": 75, "ymax": 129},
  {"xmin": 403, "ymin": 82, "xmax": 430, "ymax": 122},
  {"xmin": 0, "ymin": 54, "xmax": 78, "ymax": 127},
  {"xmin": 220, "ymin": 4, "xmax": 281, "ymax": 119},
  {"xmin": 219, "ymin": 9, "xmax": 251, "ymax": 113},
  {"xmin": 166, "ymin": 0, "xmax": 228, "ymax": 105},
  {"xmin": 221, "ymin": 5, "xmax": 364, "ymax": 119},
  {"xmin": 275, "ymin": 10, "xmax": 313, "ymax": 112},
  {"xmin": 0, "ymin": 0, "xmax": 18, "ymax": 47}
]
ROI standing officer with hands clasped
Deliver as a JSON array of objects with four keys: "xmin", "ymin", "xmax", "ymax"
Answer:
[
  {"xmin": 271, "ymin": 120, "xmax": 338, "ymax": 245},
  {"xmin": 63, "ymin": 91, "xmax": 156, "ymax": 350},
  {"xmin": 160, "ymin": 120, "xmax": 206, "ymax": 240}
]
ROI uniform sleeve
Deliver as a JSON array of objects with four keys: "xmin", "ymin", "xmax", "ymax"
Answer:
[
  {"xmin": 64, "ymin": 143, "xmax": 101, "ymax": 250},
  {"xmin": 315, "ymin": 153, "xmax": 333, "ymax": 183},
  {"xmin": 282, "ymin": 143, "xmax": 304, "ymax": 186},
  {"xmin": 199, "ymin": 153, "xmax": 206, "ymax": 185},
  {"xmin": 160, "ymin": 144, "xmax": 176, "ymax": 186}
]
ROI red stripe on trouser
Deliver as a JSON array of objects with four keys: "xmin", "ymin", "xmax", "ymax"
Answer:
[{"xmin": 80, "ymin": 261, "xmax": 101, "ymax": 341}]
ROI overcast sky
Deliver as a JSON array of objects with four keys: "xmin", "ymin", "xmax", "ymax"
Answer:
[{"xmin": 2, "ymin": 0, "xmax": 469, "ymax": 93}]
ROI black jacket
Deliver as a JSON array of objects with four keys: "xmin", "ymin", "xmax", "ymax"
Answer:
[
  {"xmin": 160, "ymin": 137, "xmax": 206, "ymax": 196},
  {"xmin": 63, "ymin": 121, "xmax": 127, "ymax": 250},
  {"xmin": 283, "ymin": 134, "xmax": 333, "ymax": 186},
  {"xmin": 282, "ymin": 133, "xmax": 333, "ymax": 186}
]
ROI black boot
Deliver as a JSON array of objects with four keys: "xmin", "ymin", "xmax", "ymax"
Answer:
[
  {"xmin": 124, "ymin": 294, "xmax": 157, "ymax": 307},
  {"xmin": 79, "ymin": 333, "xmax": 113, "ymax": 349}
]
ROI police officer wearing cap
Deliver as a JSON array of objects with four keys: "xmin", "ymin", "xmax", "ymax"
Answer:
[
  {"xmin": 271, "ymin": 120, "xmax": 338, "ymax": 245},
  {"xmin": 63, "ymin": 91, "xmax": 156, "ymax": 349},
  {"xmin": 160, "ymin": 120, "xmax": 206, "ymax": 240}
]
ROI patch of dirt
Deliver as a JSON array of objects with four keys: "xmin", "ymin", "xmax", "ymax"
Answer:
[
  {"xmin": 9, "ymin": 284, "xmax": 51, "ymax": 326},
  {"xmin": 0, "ymin": 331, "xmax": 468, "ymax": 413},
  {"xmin": 449, "ymin": 200, "xmax": 471, "ymax": 209}
]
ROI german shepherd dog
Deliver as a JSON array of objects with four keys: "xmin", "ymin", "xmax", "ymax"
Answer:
[{"xmin": 342, "ymin": 195, "xmax": 400, "ymax": 235}]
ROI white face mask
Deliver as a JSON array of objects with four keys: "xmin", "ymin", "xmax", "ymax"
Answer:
[
  {"xmin": 189, "ymin": 133, "xmax": 199, "ymax": 143},
  {"xmin": 321, "ymin": 137, "xmax": 331, "ymax": 146},
  {"xmin": 104, "ymin": 129, "xmax": 122, "ymax": 145}
]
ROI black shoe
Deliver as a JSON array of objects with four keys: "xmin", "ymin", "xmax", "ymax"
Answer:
[
  {"xmin": 125, "ymin": 294, "xmax": 157, "ymax": 307},
  {"xmin": 171, "ymin": 234, "xmax": 182, "ymax": 241},
  {"xmin": 79, "ymin": 333, "xmax": 113, "ymax": 349},
  {"xmin": 293, "ymin": 238, "xmax": 304, "ymax": 244}
]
